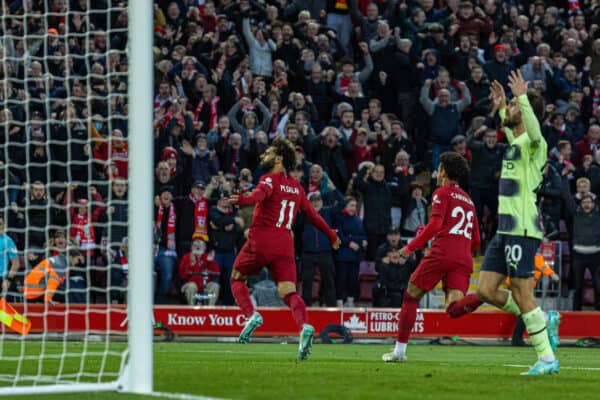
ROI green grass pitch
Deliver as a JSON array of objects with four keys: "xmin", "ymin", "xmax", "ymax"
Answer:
[{"xmin": 0, "ymin": 342, "xmax": 598, "ymax": 399}]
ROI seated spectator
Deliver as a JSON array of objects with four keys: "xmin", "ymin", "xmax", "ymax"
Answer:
[
  {"xmin": 543, "ymin": 112, "xmax": 576, "ymax": 150},
  {"xmin": 178, "ymin": 238, "xmax": 220, "ymax": 306},
  {"xmin": 372, "ymin": 249, "xmax": 416, "ymax": 307},
  {"xmin": 334, "ymin": 196, "xmax": 366, "ymax": 308}
]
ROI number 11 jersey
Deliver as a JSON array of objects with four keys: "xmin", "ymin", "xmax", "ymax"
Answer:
[
  {"xmin": 239, "ymin": 172, "xmax": 336, "ymax": 257},
  {"xmin": 427, "ymin": 183, "xmax": 480, "ymax": 267}
]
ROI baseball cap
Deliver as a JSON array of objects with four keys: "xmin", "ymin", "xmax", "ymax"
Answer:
[
  {"xmin": 157, "ymin": 185, "xmax": 174, "ymax": 196},
  {"xmin": 161, "ymin": 146, "xmax": 178, "ymax": 160},
  {"xmin": 192, "ymin": 180, "xmax": 206, "ymax": 189},
  {"xmin": 451, "ymin": 134, "xmax": 466, "ymax": 145},
  {"xmin": 388, "ymin": 226, "xmax": 400, "ymax": 235},
  {"xmin": 217, "ymin": 190, "xmax": 230, "ymax": 199},
  {"xmin": 308, "ymin": 192, "xmax": 322, "ymax": 201}
]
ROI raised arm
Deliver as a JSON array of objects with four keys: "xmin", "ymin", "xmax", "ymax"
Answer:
[
  {"xmin": 300, "ymin": 194, "xmax": 339, "ymax": 247},
  {"xmin": 419, "ymin": 81, "xmax": 435, "ymax": 116},
  {"xmin": 455, "ymin": 83, "xmax": 472, "ymax": 113},
  {"xmin": 508, "ymin": 70, "xmax": 543, "ymax": 143},
  {"xmin": 492, "ymin": 80, "xmax": 515, "ymax": 144},
  {"xmin": 233, "ymin": 176, "xmax": 274, "ymax": 206}
]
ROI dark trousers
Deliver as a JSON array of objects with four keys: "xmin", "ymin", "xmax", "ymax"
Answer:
[
  {"xmin": 572, "ymin": 251, "xmax": 600, "ymax": 311},
  {"xmin": 470, "ymin": 186, "xmax": 499, "ymax": 238},
  {"xmin": 366, "ymin": 233, "xmax": 387, "ymax": 261},
  {"xmin": 215, "ymin": 250, "xmax": 236, "ymax": 305},
  {"xmin": 302, "ymin": 252, "xmax": 336, "ymax": 307},
  {"xmin": 335, "ymin": 261, "xmax": 359, "ymax": 301},
  {"xmin": 372, "ymin": 282, "xmax": 404, "ymax": 307}
]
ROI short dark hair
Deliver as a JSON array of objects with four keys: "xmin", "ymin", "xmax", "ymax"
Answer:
[
  {"xmin": 439, "ymin": 151, "xmax": 470, "ymax": 183},
  {"xmin": 527, "ymin": 89, "xmax": 545, "ymax": 122},
  {"xmin": 580, "ymin": 193, "xmax": 595, "ymax": 203},
  {"xmin": 271, "ymin": 137, "xmax": 297, "ymax": 172}
]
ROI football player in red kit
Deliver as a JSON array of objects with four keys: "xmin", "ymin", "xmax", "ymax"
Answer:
[
  {"xmin": 228, "ymin": 138, "xmax": 340, "ymax": 361},
  {"xmin": 383, "ymin": 152, "xmax": 482, "ymax": 362}
]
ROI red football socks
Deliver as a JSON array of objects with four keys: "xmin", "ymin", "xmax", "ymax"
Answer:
[
  {"xmin": 284, "ymin": 293, "xmax": 308, "ymax": 328},
  {"xmin": 231, "ymin": 279, "xmax": 254, "ymax": 318},
  {"xmin": 446, "ymin": 293, "xmax": 483, "ymax": 319},
  {"xmin": 397, "ymin": 292, "xmax": 419, "ymax": 343}
]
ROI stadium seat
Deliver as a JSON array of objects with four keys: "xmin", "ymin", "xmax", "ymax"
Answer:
[{"xmin": 358, "ymin": 261, "xmax": 377, "ymax": 302}]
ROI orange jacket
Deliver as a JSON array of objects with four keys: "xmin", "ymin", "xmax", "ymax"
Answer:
[
  {"xmin": 24, "ymin": 255, "xmax": 68, "ymax": 302},
  {"xmin": 506, "ymin": 255, "xmax": 555, "ymax": 288}
]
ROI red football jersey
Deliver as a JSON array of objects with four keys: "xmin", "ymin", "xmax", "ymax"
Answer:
[
  {"xmin": 406, "ymin": 183, "xmax": 480, "ymax": 267},
  {"xmin": 238, "ymin": 172, "xmax": 337, "ymax": 256},
  {"xmin": 427, "ymin": 184, "xmax": 480, "ymax": 266}
]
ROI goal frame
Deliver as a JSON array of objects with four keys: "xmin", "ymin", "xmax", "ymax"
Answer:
[{"xmin": 0, "ymin": 0, "xmax": 154, "ymax": 396}]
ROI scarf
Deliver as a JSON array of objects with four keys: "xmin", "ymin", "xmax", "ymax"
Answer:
[
  {"xmin": 339, "ymin": 75, "xmax": 352, "ymax": 94},
  {"xmin": 72, "ymin": 213, "xmax": 95, "ymax": 251},
  {"xmin": 156, "ymin": 204, "xmax": 177, "ymax": 255},
  {"xmin": 341, "ymin": 208, "xmax": 355, "ymax": 216},
  {"xmin": 190, "ymin": 194, "xmax": 209, "ymax": 241},
  {"xmin": 194, "ymin": 96, "xmax": 220, "ymax": 130},
  {"xmin": 230, "ymin": 148, "xmax": 239, "ymax": 174},
  {"xmin": 119, "ymin": 249, "xmax": 129, "ymax": 273},
  {"xmin": 308, "ymin": 180, "xmax": 321, "ymax": 196},
  {"xmin": 593, "ymin": 89, "xmax": 600, "ymax": 114}
]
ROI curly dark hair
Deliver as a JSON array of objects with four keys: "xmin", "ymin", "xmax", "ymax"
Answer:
[
  {"xmin": 527, "ymin": 89, "xmax": 545, "ymax": 122},
  {"xmin": 439, "ymin": 151, "xmax": 470, "ymax": 184},
  {"xmin": 271, "ymin": 137, "xmax": 297, "ymax": 172}
]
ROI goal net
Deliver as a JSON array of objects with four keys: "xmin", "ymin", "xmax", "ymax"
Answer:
[{"xmin": 0, "ymin": 0, "xmax": 153, "ymax": 395}]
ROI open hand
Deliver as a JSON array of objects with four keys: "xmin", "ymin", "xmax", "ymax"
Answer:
[{"xmin": 508, "ymin": 70, "xmax": 528, "ymax": 97}]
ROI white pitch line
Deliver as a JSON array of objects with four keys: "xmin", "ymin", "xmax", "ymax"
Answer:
[
  {"xmin": 503, "ymin": 364, "xmax": 600, "ymax": 371},
  {"xmin": 150, "ymin": 391, "xmax": 228, "ymax": 400}
]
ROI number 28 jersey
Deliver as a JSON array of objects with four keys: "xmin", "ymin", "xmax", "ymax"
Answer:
[
  {"xmin": 427, "ymin": 184, "xmax": 480, "ymax": 267},
  {"xmin": 238, "ymin": 172, "xmax": 337, "ymax": 256}
]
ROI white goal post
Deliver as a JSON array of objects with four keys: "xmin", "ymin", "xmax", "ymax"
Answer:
[{"xmin": 0, "ymin": 0, "xmax": 153, "ymax": 396}]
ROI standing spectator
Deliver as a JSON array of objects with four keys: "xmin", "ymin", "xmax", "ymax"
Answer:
[
  {"xmin": 307, "ymin": 127, "xmax": 352, "ymax": 190},
  {"xmin": 176, "ymin": 180, "xmax": 210, "ymax": 256},
  {"xmin": 538, "ymin": 162, "xmax": 563, "ymax": 240},
  {"xmin": 387, "ymin": 150, "xmax": 415, "ymax": 229},
  {"xmin": 334, "ymin": 43, "xmax": 373, "ymax": 96},
  {"xmin": 182, "ymin": 133, "xmax": 220, "ymax": 185},
  {"xmin": 402, "ymin": 182, "xmax": 428, "ymax": 237},
  {"xmin": 227, "ymin": 98, "xmax": 272, "ymax": 146},
  {"xmin": 0, "ymin": 214, "xmax": 20, "ymax": 295},
  {"xmin": 334, "ymin": 196, "xmax": 366, "ymax": 307},
  {"xmin": 325, "ymin": 0, "xmax": 356, "ymax": 55},
  {"xmin": 574, "ymin": 125, "xmax": 600, "ymax": 167},
  {"xmin": 483, "ymin": 44, "xmax": 514, "ymax": 92},
  {"xmin": 178, "ymin": 238, "xmax": 220, "ymax": 306},
  {"xmin": 64, "ymin": 184, "xmax": 105, "ymax": 258},
  {"xmin": 93, "ymin": 128, "xmax": 129, "ymax": 179},
  {"xmin": 154, "ymin": 186, "xmax": 178, "ymax": 304},
  {"xmin": 354, "ymin": 162, "xmax": 392, "ymax": 260},
  {"xmin": 375, "ymin": 226, "xmax": 403, "ymax": 271},
  {"xmin": 562, "ymin": 179, "xmax": 600, "ymax": 310},
  {"xmin": 467, "ymin": 126, "xmax": 506, "ymax": 236},
  {"xmin": 242, "ymin": 18, "xmax": 276, "ymax": 77},
  {"xmin": 20, "ymin": 181, "xmax": 52, "ymax": 249},
  {"xmin": 420, "ymin": 79, "xmax": 471, "ymax": 169},
  {"xmin": 209, "ymin": 191, "xmax": 244, "ymax": 305},
  {"xmin": 301, "ymin": 190, "xmax": 345, "ymax": 307}
]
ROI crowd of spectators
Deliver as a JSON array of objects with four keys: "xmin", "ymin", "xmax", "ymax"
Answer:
[{"xmin": 0, "ymin": 0, "xmax": 599, "ymax": 309}]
